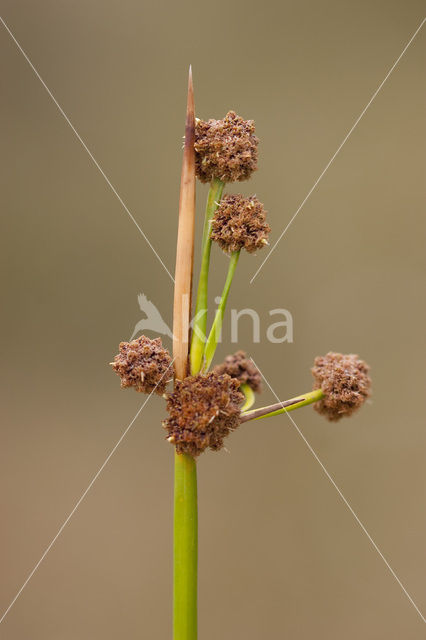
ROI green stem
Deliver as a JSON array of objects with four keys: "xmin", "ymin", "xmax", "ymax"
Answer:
[
  {"xmin": 240, "ymin": 383, "xmax": 255, "ymax": 411},
  {"xmin": 174, "ymin": 451, "xmax": 198, "ymax": 640},
  {"xmin": 203, "ymin": 250, "xmax": 240, "ymax": 371},
  {"xmin": 240, "ymin": 389, "xmax": 324, "ymax": 422},
  {"xmin": 189, "ymin": 178, "xmax": 225, "ymax": 375},
  {"xmin": 176, "ymin": 179, "xmax": 223, "ymax": 639}
]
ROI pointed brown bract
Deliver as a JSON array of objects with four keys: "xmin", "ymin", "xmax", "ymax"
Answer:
[{"xmin": 173, "ymin": 68, "xmax": 196, "ymax": 380}]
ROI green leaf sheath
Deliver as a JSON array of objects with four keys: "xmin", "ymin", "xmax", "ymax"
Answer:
[
  {"xmin": 174, "ymin": 451, "xmax": 198, "ymax": 640},
  {"xmin": 203, "ymin": 250, "xmax": 240, "ymax": 371},
  {"xmin": 189, "ymin": 178, "xmax": 225, "ymax": 375}
]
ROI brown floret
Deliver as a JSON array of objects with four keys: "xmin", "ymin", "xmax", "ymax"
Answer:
[
  {"xmin": 163, "ymin": 372, "xmax": 244, "ymax": 456},
  {"xmin": 194, "ymin": 111, "xmax": 258, "ymax": 183},
  {"xmin": 312, "ymin": 352, "xmax": 371, "ymax": 421},
  {"xmin": 210, "ymin": 194, "xmax": 270, "ymax": 254},
  {"xmin": 111, "ymin": 335, "xmax": 173, "ymax": 395},
  {"xmin": 213, "ymin": 350, "xmax": 262, "ymax": 393}
]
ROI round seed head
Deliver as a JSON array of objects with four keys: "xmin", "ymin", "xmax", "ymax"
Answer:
[
  {"xmin": 111, "ymin": 335, "xmax": 173, "ymax": 395},
  {"xmin": 164, "ymin": 372, "xmax": 244, "ymax": 457},
  {"xmin": 312, "ymin": 352, "xmax": 371, "ymax": 421},
  {"xmin": 213, "ymin": 350, "xmax": 262, "ymax": 393},
  {"xmin": 195, "ymin": 111, "xmax": 258, "ymax": 183},
  {"xmin": 211, "ymin": 194, "xmax": 270, "ymax": 254}
]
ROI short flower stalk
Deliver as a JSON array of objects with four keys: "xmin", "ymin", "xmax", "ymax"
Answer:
[
  {"xmin": 189, "ymin": 176, "xmax": 224, "ymax": 375},
  {"xmin": 240, "ymin": 389, "xmax": 325, "ymax": 422},
  {"xmin": 110, "ymin": 70, "xmax": 372, "ymax": 640},
  {"xmin": 202, "ymin": 249, "xmax": 240, "ymax": 371}
]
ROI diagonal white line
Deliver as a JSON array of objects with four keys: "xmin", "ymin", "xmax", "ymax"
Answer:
[
  {"xmin": 0, "ymin": 359, "xmax": 174, "ymax": 625},
  {"xmin": 250, "ymin": 17, "xmax": 426, "ymax": 284},
  {"xmin": 251, "ymin": 357, "xmax": 426, "ymax": 624},
  {"xmin": 0, "ymin": 16, "xmax": 174, "ymax": 283}
]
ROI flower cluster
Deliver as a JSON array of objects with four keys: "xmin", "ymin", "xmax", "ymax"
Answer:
[
  {"xmin": 163, "ymin": 372, "xmax": 244, "ymax": 456},
  {"xmin": 311, "ymin": 352, "xmax": 371, "ymax": 421},
  {"xmin": 213, "ymin": 350, "xmax": 262, "ymax": 393},
  {"xmin": 111, "ymin": 335, "xmax": 172, "ymax": 395},
  {"xmin": 111, "ymin": 105, "xmax": 372, "ymax": 458},
  {"xmin": 194, "ymin": 111, "xmax": 258, "ymax": 183},
  {"xmin": 210, "ymin": 194, "xmax": 270, "ymax": 254}
]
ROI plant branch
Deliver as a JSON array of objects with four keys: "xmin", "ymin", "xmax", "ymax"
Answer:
[
  {"xmin": 189, "ymin": 177, "xmax": 225, "ymax": 375},
  {"xmin": 240, "ymin": 389, "xmax": 324, "ymax": 422},
  {"xmin": 203, "ymin": 250, "xmax": 240, "ymax": 371}
]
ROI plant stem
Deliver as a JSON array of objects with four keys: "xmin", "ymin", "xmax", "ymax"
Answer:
[
  {"xmin": 172, "ymin": 70, "xmax": 197, "ymax": 640},
  {"xmin": 240, "ymin": 389, "xmax": 324, "ymax": 422},
  {"xmin": 240, "ymin": 383, "xmax": 255, "ymax": 411},
  {"xmin": 189, "ymin": 178, "xmax": 225, "ymax": 375},
  {"xmin": 203, "ymin": 250, "xmax": 240, "ymax": 371},
  {"xmin": 174, "ymin": 451, "xmax": 198, "ymax": 640}
]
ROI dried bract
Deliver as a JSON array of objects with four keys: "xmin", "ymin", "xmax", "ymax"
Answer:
[
  {"xmin": 211, "ymin": 194, "xmax": 270, "ymax": 254},
  {"xmin": 194, "ymin": 111, "xmax": 258, "ymax": 183},
  {"xmin": 312, "ymin": 352, "xmax": 371, "ymax": 421},
  {"xmin": 164, "ymin": 372, "xmax": 244, "ymax": 456},
  {"xmin": 213, "ymin": 350, "xmax": 262, "ymax": 393},
  {"xmin": 111, "ymin": 335, "xmax": 173, "ymax": 395}
]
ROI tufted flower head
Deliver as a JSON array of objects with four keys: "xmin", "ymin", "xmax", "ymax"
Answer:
[
  {"xmin": 210, "ymin": 194, "xmax": 270, "ymax": 254},
  {"xmin": 111, "ymin": 335, "xmax": 173, "ymax": 395},
  {"xmin": 213, "ymin": 350, "xmax": 262, "ymax": 393},
  {"xmin": 194, "ymin": 111, "xmax": 258, "ymax": 183},
  {"xmin": 163, "ymin": 372, "xmax": 244, "ymax": 456},
  {"xmin": 311, "ymin": 352, "xmax": 371, "ymax": 421}
]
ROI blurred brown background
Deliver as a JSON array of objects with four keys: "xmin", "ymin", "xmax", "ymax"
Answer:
[{"xmin": 1, "ymin": 1, "xmax": 425, "ymax": 638}]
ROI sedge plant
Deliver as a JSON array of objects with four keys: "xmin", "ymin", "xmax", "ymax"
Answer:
[{"xmin": 110, "ymin": 69, "xmax": 372, "ymax": 640}]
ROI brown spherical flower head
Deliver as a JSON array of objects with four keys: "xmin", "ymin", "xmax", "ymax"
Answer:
[
  {"xmin": 213, "ymin": 350, "xmax": 262, "ymax": 393},
  {"xmin": 312, "ymin": 352, "xmax": 371, "ymax": 421},
  {"xmin": 111, "ymin": 335, "xmax": 173, "ymax": 395},
  {"xmin": 163, "ymin": 372, "xmax": 244, "ymax": 457},
  {"xmin": 210, "ymin": 194, "xmax": 270, "ymax": 254},
  {"xmin": 194, "ymin": 111, "xmax": 258, "ymax": 183}
]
